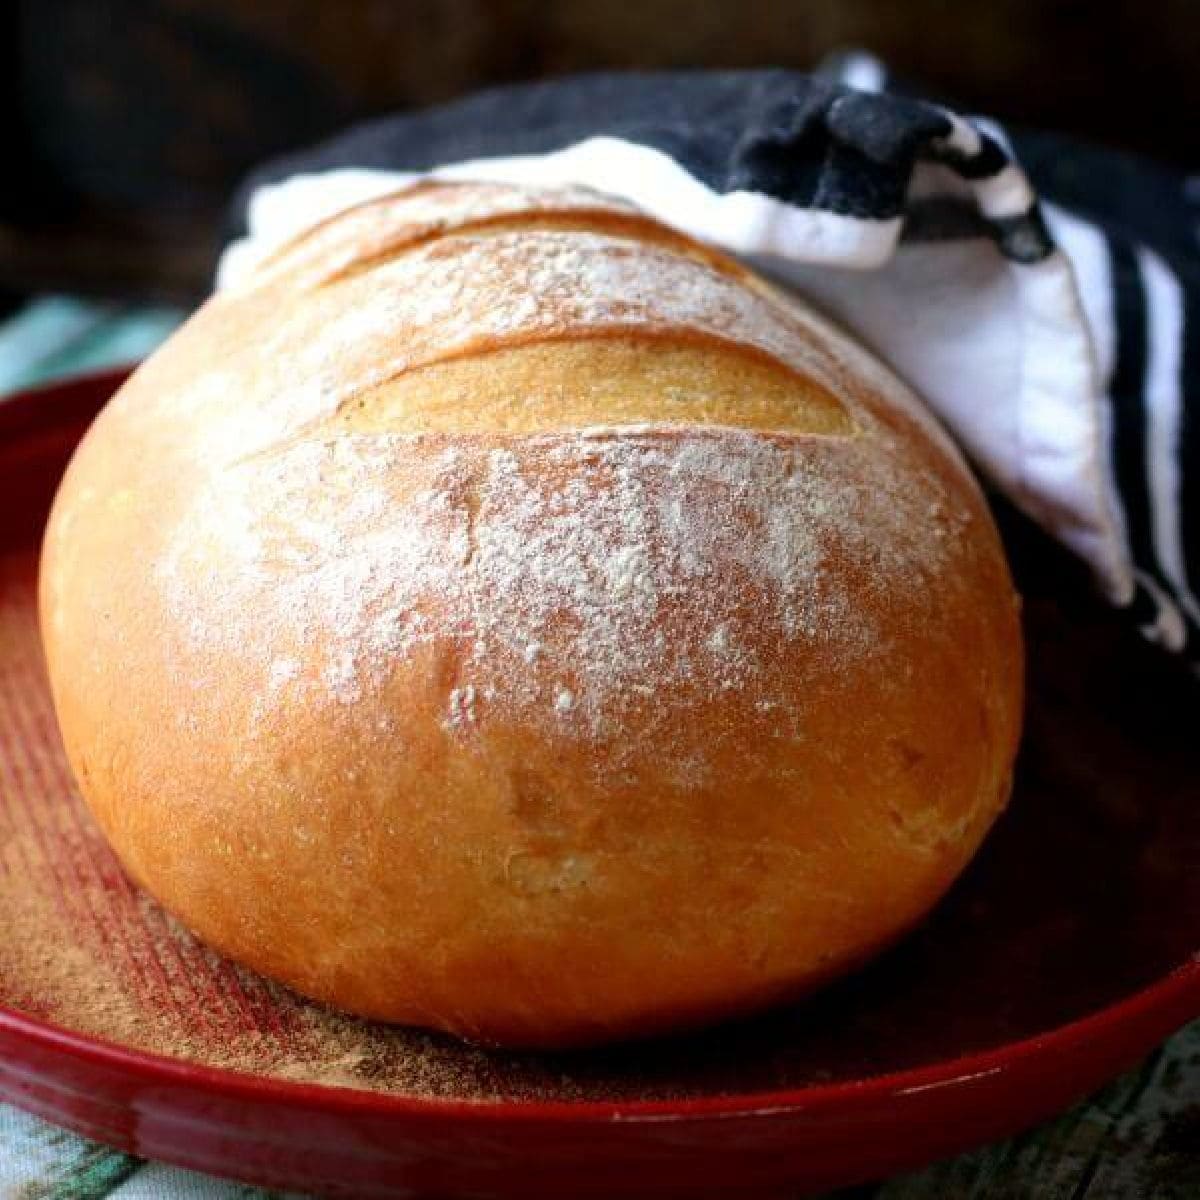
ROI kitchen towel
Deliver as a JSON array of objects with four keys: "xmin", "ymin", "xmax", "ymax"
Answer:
[{"xmin": 220, "ymin": 58, "xmax": 1200, "ymax": 661}]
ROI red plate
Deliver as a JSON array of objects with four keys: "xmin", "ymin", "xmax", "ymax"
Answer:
[{"xmin": 1, "ymin": 368, "xmax": 1198, "ymax": 1199}]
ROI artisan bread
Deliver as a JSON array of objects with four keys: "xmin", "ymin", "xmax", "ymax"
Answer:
[{"xmin": 40, "ymin": 182, "xmax": 1023, "ymax": 1048}]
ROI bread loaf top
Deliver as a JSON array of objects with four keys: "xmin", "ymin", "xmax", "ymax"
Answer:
[
  {"xmin": 46, "ymin": 179, "xmax": 1015, "ymax": 769},
  {"xmin": 40, "ymin": 183, "xmax": 1021, "ymax": 1042}
]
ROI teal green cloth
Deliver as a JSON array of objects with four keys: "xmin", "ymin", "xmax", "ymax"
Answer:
[
  {"xmin": 0, "ymin": 296, "xmax": 182, "ymax": 395},
  {"xmin": 1, "ymin": 296, "xmax": 1195, "ymax": 1199}
]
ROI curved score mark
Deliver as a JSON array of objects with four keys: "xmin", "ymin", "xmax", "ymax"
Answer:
[{"xmin": 329, "ymin": 333, "xmax": 858, "ymax": 439}]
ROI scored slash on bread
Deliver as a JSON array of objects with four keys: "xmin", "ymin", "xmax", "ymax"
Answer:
[{"xmin": 39, "ymin": 182, "xmax": 1022, "ymax": 1048}]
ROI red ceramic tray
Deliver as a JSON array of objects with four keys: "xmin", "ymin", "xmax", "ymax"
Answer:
[{"xmin": 1, "ymin": 367, "xmax": 1198, "ymax": 1199}]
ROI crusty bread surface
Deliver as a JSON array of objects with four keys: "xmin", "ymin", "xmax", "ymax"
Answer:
[{"xmin": 40, "ymin": 181, "xmax": 1023, "ymax": 1047}]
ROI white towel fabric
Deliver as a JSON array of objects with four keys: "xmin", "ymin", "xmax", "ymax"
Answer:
[{"xmin": 219, "ymin": 60, "xmax": 1200, "ymax": 660}]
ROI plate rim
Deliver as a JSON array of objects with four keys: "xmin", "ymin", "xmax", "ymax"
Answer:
[
  {"xmin": 3, "ymin": 365, "xmax": 1198, "ymax": 1130},
  {"xmin": 0, "ymin": 956, "xmax": 1197, "ymax": 1124}
]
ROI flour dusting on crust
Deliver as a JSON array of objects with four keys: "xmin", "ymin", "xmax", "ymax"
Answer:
[
  {"xmin": 142, "ymin": 186, "xmax": 979, "ymax": 779},
  {"xmin": 250, "ymin": 181, "xmax": 644, "ymax": 289},
  {"xmin": 157, "ymin": 426, "xmax": 966, "ymax": 774}
]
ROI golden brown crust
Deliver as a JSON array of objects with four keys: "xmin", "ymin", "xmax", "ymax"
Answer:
[
  {"xmin": 330, "ymin": 335, "xmax": 856, "ymax": 436},
  {"xmin": 251, "ymin": 180, "xmax": 761, "ymax": 292},
  {"xmin": 40, "ymin": 181, "xmax": 1023, "ymax": 1047}
]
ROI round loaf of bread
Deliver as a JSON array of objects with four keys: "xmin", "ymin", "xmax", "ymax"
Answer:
[{"xmin": 40, "ymin": 182, "xmax": 1023, "ymax": 1048}]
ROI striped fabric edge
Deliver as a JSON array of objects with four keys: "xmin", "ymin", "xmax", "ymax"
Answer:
[
  {"xmin": 1046, "ymin": 194, "xmax": 1200, "ymax": 655},
  {"xmin": 215, "ymin": 65, "xmax": 1200, "ymax": 661},
  {"xmin": 215, "ymin": 142, "xmax": 1134, "ymax": 604}
]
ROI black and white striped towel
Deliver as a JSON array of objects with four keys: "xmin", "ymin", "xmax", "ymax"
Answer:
[{"xmin": 221, "ymin": 61, "xmax": 1200, "ymax": 662}]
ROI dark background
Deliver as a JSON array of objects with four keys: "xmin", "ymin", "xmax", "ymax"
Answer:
[{"xmin": 3, "ymin": 0, "xmax": 1194, "ymax": 303}]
